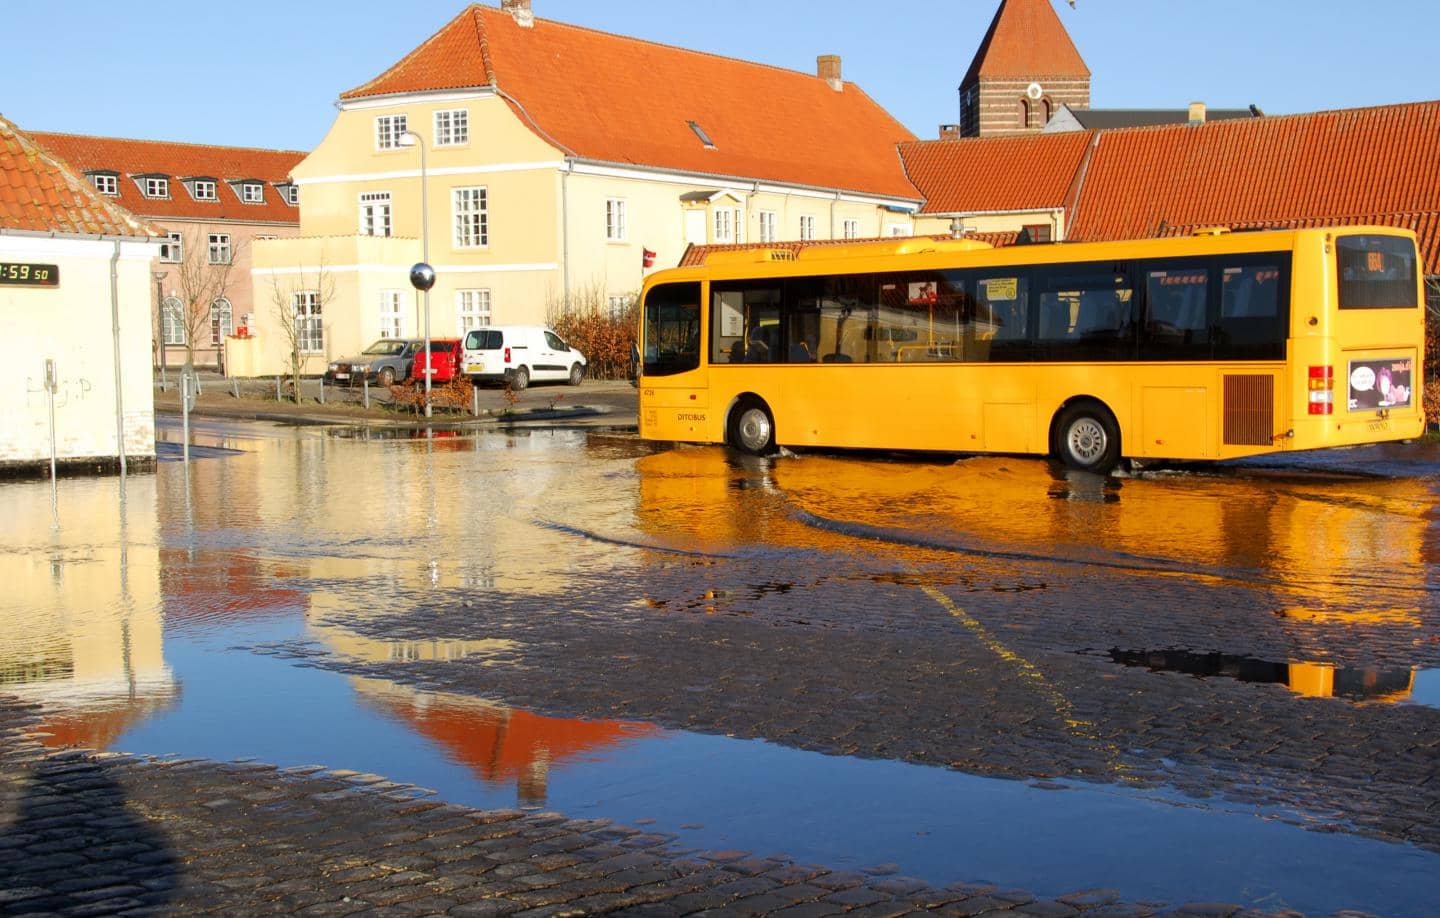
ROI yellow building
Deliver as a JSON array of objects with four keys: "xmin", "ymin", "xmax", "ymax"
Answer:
[{"xmin": 247, "ymin": 0, "xmax": 922, "ymax": 376}]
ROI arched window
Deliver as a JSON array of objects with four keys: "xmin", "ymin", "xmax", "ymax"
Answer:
[
  {"xmin": 161, "ymin": 296, "xmax": 185, "ymax": 345},
  {"xmin": 1018, "ymin": 98, "xmax": 1031, "ymax": 129},
  {"xmin": 210, "ymin": 297, "xmax": 233, "ymax": 346},
  {"xmin": 1042, "ymin": 98, "xmax": 1053, "ymax": 125}
]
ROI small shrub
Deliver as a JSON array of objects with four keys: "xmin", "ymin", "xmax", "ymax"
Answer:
[
  {"xmin": 1425, "ymin": 379, "xmax": 1440, "ymax": 428},
  {"xmin": 548, "ymin": 283, "xmax": 637, "ymax": 381}
]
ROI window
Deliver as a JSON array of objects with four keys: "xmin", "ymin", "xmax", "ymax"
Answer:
[
  {"xmin": 359, "ymin": 191, "xmax": 392, "ymax": 237},
  {"xmin": 1021, "ymin": 224, "xmax": 1053, "ymax": 244},
  {"xmin": 974, "ymin": 273, "xmax": 1030, "ymax": 360},
  {"xmin": 1337, "ymin": 235, "xmax": 1418, "ymax": 309},
  {"xmin": 1035, "ymin": 265, "xmax": 1136, "ymax": 360},
  {"xmin": 758, "ymin": 211, "xmax": 777, "ymax": 244},
  {"xmin": 285, "ymin": 185, "xmax": 299, "ymax": 206},
  {"xmin": 642, "ymin": 282, "xmax": 702, "ymax": 376},
  {"xmin": 888, "ymin": 224, "xmax": 913, "ymax": 237},
  {"xmin": 456, "ymin": 289, "xmax": 491, "ymax": 332},
  {"xmin": 799, "ymin": 215, "xmax": 816, "ymax": 241},
  {"xmin": 160, "ymin": 232, "xmax": 183, "ymax": 264},
  {"xmin": 1142, "ymin": 266, "xmax": 1210, "ymax": 360},
  {"xmin": 144, "ymin": 177, "xmax": 169, "ymax": 198},
  {"xmin": 1218, "ymin": 260, "xmax": 1288, "ymax": 359},
  {"xmin": 453, "ymin": 187, "xmax": 488, "ymax": 247},
  {"xmin": 375, "ymin": 114, "xmax": 408, "ymax": 150},
  {"xmin": 1019, "ymin": 98, "xmax": 1031, "ymax": 129},
  {"xmin": 714, "ymin": 208, "xmax": 733, "ymax": 244},
  {"xmin": 379, "ymin": 290, "xmax": 404, "ymax": 338},
  {"xmin": 210, "ymin": 297, "xmax": 233, "ymax": 346},
  {"xmin": 161, "ymin": 296, "xmax": 185, "ymax": 345},
  {"xmin": 687, "ymin": 121, "xmax": 716, "ymax": 149},
  {"xmin": 91, "ymin": 173, "xmax": 118, "ymax": 196},
  {"xmin": 434, "ymin": 109, "xmax": 469, "ymax": 146},
  {"xmin": 606, "ymin": 198, "xmax": 627, "ymax": 241},
  {"xmin": 842, "ymin": 220, "xmax": 861, "ymax": 239},
  {"xmin": 607, "ymin": 295, "xmax": 632, "ymax": 321},
  {"xmin": 192, "ymin": 180, "xmax": 217, "ymax": 201},
  {"xmin": 294, "ymin": 290, "xmax": 323, "ymax": 352},
  {"xmin": 207, "ymin": 234, "xmax": 232, "ymax": 265},
  {"xmin": 241, "ymin": 183, "xmax": 264, "ymax": 204}
]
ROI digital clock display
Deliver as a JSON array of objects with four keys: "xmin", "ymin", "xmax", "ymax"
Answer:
[{"xmin": 0, "ymin": 263, "xmax": 60, "ymax": 287}]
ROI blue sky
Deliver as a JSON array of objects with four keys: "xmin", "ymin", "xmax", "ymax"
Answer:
[{"xmin": 2, "ymin": 1, "xmax": 1433, "ymax": 150}]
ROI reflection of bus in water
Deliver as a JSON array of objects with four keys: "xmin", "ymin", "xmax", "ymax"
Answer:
[
  {"xmin": 633, "ymin": 448, "xmax": 1435, "ymax": 703},
  {"xmin": 638, "ymin": 228, "xmax": 1426, "ymax": 471}
]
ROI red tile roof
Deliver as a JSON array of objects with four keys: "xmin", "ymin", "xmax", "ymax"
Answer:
[
  {"xmin": 28, "ymin": 132, "xmax": 305, "ymax": 225},
  {"xmin": 342, "ymin": 5, "xmax": 920, "ymax": 200},
  {"xmin": 900, "ymin": 131, "xmax": 1093, "ymax": 214},
  {"xmin": 1067, "ymin": 101, "xmax": 1440, "ymax": 269},
  {"xmin": 961, "ymin": 0, "xmax": 1090, "ymax": 86},
  {"xmin": 679, "ymin": 233, "xmax": 1019, "ymax": 268},
  {"xmin": 0, "ymin": 116, "xmax": 157, "ymax": 237}
]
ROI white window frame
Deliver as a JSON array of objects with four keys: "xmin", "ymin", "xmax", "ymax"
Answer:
[
  {"xmin": 842, "ymin": 219, "xmax": 861, "ymax": 240},
  {"xmin": 144, "ymin": 177, "xmax": 169, "ymax": 199},
  {"xmin": 208, "ymin": 233, "xmax": 232, "ymax": 265},
  {"xmin": 359, "ymin": 191, "xmax": 393, "ymax": 237},
  {"xmin": 714, "ymin": 208, "xmax": 734, "ymax": 244},
  {"xmin": 379, "ymin": 289, "xmax": 404, "ymax": 339},
  {"xmin": 192, "ymin": 179, "xmax": 217, "ymax": 201},
  {"xmin": 161, "ymin": 296, "xmax": 185, "ymax": 345},
  {"xmin": 453, "ymin": 187, "xmax": 488, "ymax": 248},
  {"xmin": 241, "ymin": 183, "xmax": 264, "ymax": 204},
  {"xmin": 375, "ymin": 114, "xmax": 408, "ymax": 151},
  {"xmin": 294, "ymin": 290, "xmax": 323, "ymax": 353},
  {"xmin": 92, "ymin": 174, "xmax": 118, "ymax": 196},
  {"xmin": 758, "ymin": 211, "xmax": 777, "ymax": 243},
  {"xmin": 210, "ymin": 297, "xmax": 233, "ymax": 346},
  {"xmin": 456, "ymin": 289, "xmax": 491, "ymax": 333},
  {"xmin": 286, "ymin": 185, "xmax": 299, "ymax": 206},
  {"xmin": 799, "ymin": 215, "xmax": 816, "ymax": 241},
  {"xmin": 160, "ymin": 232, "xmax": 184, "ymax": 264},
  {"xmin": 888, "ymin": 223, "xmax": 913, "ymax": 237},
  {"xmin": 607, "ymin": 295, "xmax": 632, "ymax": 321},
  {"xmin": 434, "ymin": 109, "xmax": 469, "ymax": 147},
  {"xmin": 606, "ymin": 198, "xmax": 627, "ymax": 241}
]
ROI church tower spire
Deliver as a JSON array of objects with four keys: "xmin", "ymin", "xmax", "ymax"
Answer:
[{"xmin": 958, "ymin": 0, "xmax": 1090, "ymax": 137}]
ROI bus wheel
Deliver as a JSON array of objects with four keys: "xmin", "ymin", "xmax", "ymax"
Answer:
[
  {"xmin": 1053, "ymin": 403, "xmax": 1120, "ymax": 472},
  {"xmin": 728, "ymin": 398, "xmax": 776, "ymax": 456}
]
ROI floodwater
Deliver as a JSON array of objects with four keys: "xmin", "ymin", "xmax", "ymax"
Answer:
[{"xmin": 3, "ymin": 417, "xmax": 1439, "ymax": 914}]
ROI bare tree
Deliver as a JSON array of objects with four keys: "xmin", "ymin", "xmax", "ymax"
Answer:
[
  {"xmin": 266, "ymin": 261, "xmax": 336, "ymax": 404},
  {"xmin": 174, "ymin": 227, "xmax": 245, "ymax": 379}
]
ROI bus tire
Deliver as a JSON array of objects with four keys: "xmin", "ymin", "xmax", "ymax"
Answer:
[
  {"xmin": 1053, "ymin": 402, "xmax": 1120, "ymax": 472},
  {"xmin": 728, "ymin": 397, "xmax": 776, "ymax": 456}
]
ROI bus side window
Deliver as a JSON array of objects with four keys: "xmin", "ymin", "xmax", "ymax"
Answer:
[
  {"xmin": 1217, "ymin": 262, "xmax": 1287, "ymax": 359},
  {"xmin": 1141, "ymin": 265, "xmax": 1211, "ymax": 360},
  {"xmin": 973, "ymin": 274, "xmax": 1030, "ymax": 362}
]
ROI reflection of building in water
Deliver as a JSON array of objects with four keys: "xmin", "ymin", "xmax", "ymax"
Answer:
[
  {"xmin": 0, "ymin": 478, "xmax": 177, "ymax": 749},
  {"xmin": 350, "ymin": 677, "xmax": 657, "ymax": 806},
  {"xmin": 1108, "ymin": 649, "xmax": 1420, "ymax": 705}
]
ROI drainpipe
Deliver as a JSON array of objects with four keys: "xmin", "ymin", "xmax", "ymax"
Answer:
[
  {"xmin": 109, "ymin": 240, "xmax": 127, "ymax": 478},
  {"xmin": 561, "ymin": 159, "xmax": 573, "ymax": 312},
  {"xmin": 829, "ymin": 191, "xmax": 841, "ymax": 239},
  {"xmin": 746, "ymin": 181, "xmax": 760, "ymax": 241}
]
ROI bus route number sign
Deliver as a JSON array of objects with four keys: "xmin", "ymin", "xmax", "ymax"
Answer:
[{"xmin": 0, "ymin": 263, "xmax": 60, "ymax": 287}]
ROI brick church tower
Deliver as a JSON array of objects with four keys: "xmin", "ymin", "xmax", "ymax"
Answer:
[{"xmin": 958, "ymin": 0, "xmax": 1090, "ymax": 137}]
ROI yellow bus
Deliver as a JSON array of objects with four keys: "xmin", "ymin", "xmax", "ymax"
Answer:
[{"xmin": 637, "ymin": 227, "xmax": 1427, "ymax": 470}]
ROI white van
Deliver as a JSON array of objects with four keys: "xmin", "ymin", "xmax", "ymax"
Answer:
[{"xmin": 461, "ymin": 325, "xmax": 587, "ymax": 389}]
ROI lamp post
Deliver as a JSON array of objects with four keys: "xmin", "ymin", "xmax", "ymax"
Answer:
[
  {"xmin": 399, "ymin": 129, "xmax": 435, "ymax": 417},
  {"xmin": 153, "ymin": 271, "xmax": 169, "ymax": 386}
]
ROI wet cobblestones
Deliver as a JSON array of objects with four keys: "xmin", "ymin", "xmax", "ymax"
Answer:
[{"xmin": 0, "ymin": 696, "xmax": 1262, "ymax": 917}]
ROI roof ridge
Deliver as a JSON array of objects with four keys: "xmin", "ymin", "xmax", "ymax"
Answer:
[
  {"xmin": 27, "ymin": 130, "xmax": 307, "ymax": 157},
  {"xmin": 0, "ymin": 115, "xmax": 160, "ymax": 237},
  {"xmin": 1088, "ymin": 97, "xmax": 1440, "ymax": 138}
]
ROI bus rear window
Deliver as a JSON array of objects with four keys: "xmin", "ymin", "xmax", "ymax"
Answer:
[
  {"xmin": 643, "ymin": 282, "xmax": 701, "ymax": 377},
  {"xmin": 1337, "ymin": 235, "xmax": 1418, "ymax": 309}
]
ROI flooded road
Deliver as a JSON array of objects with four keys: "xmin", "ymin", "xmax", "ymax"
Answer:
[{"xmin": 3, "ymin": 417, "xmax": 1439, "ymax": 914}]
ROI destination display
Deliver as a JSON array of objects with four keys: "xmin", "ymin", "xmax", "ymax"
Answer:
[{"xmin": 0, "ymin": 262, "xmax": 59, "ymax": 287}]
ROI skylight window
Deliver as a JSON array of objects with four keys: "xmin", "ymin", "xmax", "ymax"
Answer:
[{"xmin": 687, "ymin": 120, "xmax": 716, "ymax": 150}]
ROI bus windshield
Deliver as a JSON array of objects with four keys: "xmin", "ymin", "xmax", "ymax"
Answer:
[{"xmin": 643, "ymin": 282, "xmax": 701, "ymax": 376}]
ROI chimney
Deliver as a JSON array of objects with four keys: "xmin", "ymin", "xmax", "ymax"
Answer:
[
  {"xmin": 1188, "ymin": 101, "xmax": 1207, "ymax": 125},
  {"xmin": 817, "ymin": 55, "xmax": 843, "ymax": 92},
  {"xmin": 939, "ymin": 124, "xmax": 962, "ymax": 141},
  {"xmin": 502, "ymin": 0, "xmax": 534, "ymax": 27}
]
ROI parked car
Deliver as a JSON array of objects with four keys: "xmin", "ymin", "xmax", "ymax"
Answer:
[
  {"xmin": 412, "ymin": 338, "xmax": 464, "ymax": 384},
  {"xmin": 325, "ymin": 338, "xmax": 424, "ymax": 386},
  {"xmin": 462, "ymin": 325, "xmax": 587, "ymax": 389}
]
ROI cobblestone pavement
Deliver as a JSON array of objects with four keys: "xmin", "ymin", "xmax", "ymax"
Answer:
[{"xmin": 2, "ymin": 696, "xmax": 1231, "ymax": 917}]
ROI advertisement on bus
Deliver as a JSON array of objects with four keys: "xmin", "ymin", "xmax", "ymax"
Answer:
[{"xmin": 1348, "ymin": 357, "xmax": 1413, "ymax": 411}]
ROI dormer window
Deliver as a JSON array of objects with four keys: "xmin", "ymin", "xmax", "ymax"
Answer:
[
  {"xmin": 88, "ymin": 172, "xmax": 119, "ymax": 196},
  {"xmin": 191, "ymin": 179, "xmax": 218, "ymax": 201},
  {"xmin": 241, "ymin": 182, "xmax": 264, "ymax": 204},
  {"xmin": 273, "ymin": 182, "xmax": 300, "ymax": 206},
  {"xmin": 139, "ymin": 175, "xmax": 170, "ymax": 199}
]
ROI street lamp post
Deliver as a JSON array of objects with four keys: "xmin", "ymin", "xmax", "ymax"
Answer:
[
  {"xmin": 399, "ymin": 130, "xmax": 435, "ymax": 418},
  {"xmin": 153, "ymin": 271, "xmax": 169, "ymax": 387}
]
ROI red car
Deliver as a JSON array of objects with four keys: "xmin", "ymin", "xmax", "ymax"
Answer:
[{"xmin": 411, "ymin": 338, "xmax": 464, "ymax": 384}]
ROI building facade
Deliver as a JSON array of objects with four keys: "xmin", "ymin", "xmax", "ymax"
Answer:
[
  {"xmin": 247, "ymin": 0, "xmax": 922, "ymax": 377},
  {"xmin": 957, "ymin": 0, "xmax": 1090, "ymax": 137},
  {"xmin": 30, "ymin": 132, "xmax": 304, "ymax": 373}
]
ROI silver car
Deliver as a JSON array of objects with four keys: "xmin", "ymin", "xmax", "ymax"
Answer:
[{"xmin": 325, "ymin": 338, "xmax": 425, "ymax": 386}]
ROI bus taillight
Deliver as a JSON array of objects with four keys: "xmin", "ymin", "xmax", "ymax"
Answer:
[{"xmin": 1308, "ymin": 365, "xmax": 1334, "ymax": 415}]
